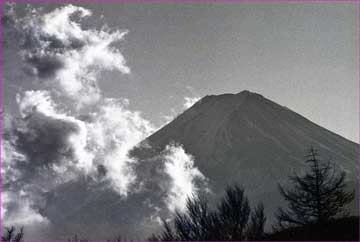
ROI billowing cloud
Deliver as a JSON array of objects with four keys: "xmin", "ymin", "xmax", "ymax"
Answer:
[
  {"xmin": 1, "ymin": 90, "xmax": 93, "ymax": 227},
  {"xmin": 1, "ymin": 140, "xmax": 49, "ymax": 228},
  {"xmin": 4, "ymin": 89, "xmax": 155, "ymax": 194},
  {"xmin": 2, "ymin": 91, "xmax": 155, "ymax": 232},
  {"xmin": 183, "ymin": 96, "xmax": 200, "ymax": 109},
  {"xmin": 163, "ymin": 144, "xmax": 208, "ymax": 212},
  {"xmin": 129, "ymin": 143, "xmax": 209, "ymax": 226},
  {"xmin": 9, "ymin": 4, "xmax": 130, "ymax": 107},
  {"xmin": 2, "ymin": 4, "xmax": 208, "ymax": 239},
  {"xmin": 86, "ymin": 98, "xmax": 155, "ymax": 195},
  {"xmin": 15, "ymin": 90, "xmax": 93, "ymax": 173}
]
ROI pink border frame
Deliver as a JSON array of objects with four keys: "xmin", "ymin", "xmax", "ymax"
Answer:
[{"xmin": 0, "ymin": 0, "xmax": 358, "ymax": 241}]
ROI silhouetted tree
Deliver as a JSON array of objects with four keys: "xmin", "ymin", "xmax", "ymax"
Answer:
[
  {"xmin": 107, "ymin": 235, "xmax": 123, "ymax": 242},
  {"xmin": 265, "ymin": 216, "xmax": 359, "ymax": 241},
  {"xmin": 151, "ymin": 184, "xmax": 266, "ymax": 241},
  {"xmin": 149, "ymin": 218, "xmax": 177, "ymax": 241},
  {"xmin": 276, "ymin": 147, "xmax": 354, "ymax": 228},
  {"xmin": 68, "ymin": 234, "xmax": 88, "ymax": 242},
  {"xmin": 246, "ymin": 203, "xmax": 266, "ymax": 240},
  {"xmin": 217, "ymin": 185, "xmax": 250, "ymax": 240},
  {"xmin": 1, "ymin": 226, "xmax": 24, "ymax": 242},
  {"xmin": 171, "ymin": 195, "xmax": 220, "ymax": 240}
]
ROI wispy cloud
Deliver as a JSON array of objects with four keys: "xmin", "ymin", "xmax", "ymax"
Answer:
[
  {"xmin": 161, "ymin": 96, "xmax": 201, "ymax": 125},
  {"xmin": 163, "ymin": 144, "xmax": 208, "ymax": 212},
  {"xmin": 183, "ymin": 96, "xmax": 200, "ymax": 109}
]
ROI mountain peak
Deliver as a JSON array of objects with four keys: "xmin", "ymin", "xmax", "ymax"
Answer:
[
  {"xmin": 235, "ymin": 90, "xmax": 266, "ymax": 100},
  {"xmin": 135, "ymin": 90, "xmax": 357, "ymax": 231},
  {"xmin": 202, "ymin": 90, "xmax": 264, "ymax": 101},
  {"xmin": 237, "ymin": 90, "xmax": 252, "ymax": 95},
  {"xmin": 196, "ymin": 90, "xmax": 266, "ymax": 113}
]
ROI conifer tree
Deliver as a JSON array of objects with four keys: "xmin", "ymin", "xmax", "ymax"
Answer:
[{"xmin": 277, "ymin": 147, "xmax": 354, "ymax": 228}]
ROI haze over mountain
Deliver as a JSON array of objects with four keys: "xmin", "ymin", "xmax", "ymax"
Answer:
[{"xmin": 38, "ymin": 90, "xmax": 358, "ymax": 239}]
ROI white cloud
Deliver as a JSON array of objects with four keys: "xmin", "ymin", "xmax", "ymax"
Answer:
[
  {"xmin": 16, "ymin": 90, "xmax": 94, "ymax": 173},
  {"xmin": 2, "ymin": 89, "xmax": 156, "ymax": 230},
  {"xmin": 1, "ymin": 191, "xmax": 50, "ymax": 227},
  {"xmin": 2, "ymin": 5, "xmax": 155, "ymax": 227},
  {"xmin": 17, "ymin": 90, "xmax": 57, "ymax": 117},
  {"xmin": 86, "ymin": 98, "xmax": 155, "ymax": 195},
  {"xmin": 13, "ymin": 90, "xmax": 155, "ymax": 196},
  {"xmin": 163, "ymin": 144, "xmax": 207, "ymax": 212},
  {"xmin": 1, "ymin": 140, "xmax": 25, "ymax": 185},
  {"xmin": 161, "ymin": 96, "xmax": 201, "ymax": 125},
  {"xmin": 41, "ymin": 5, "xmax": 92, "ymax": 43},
  {"xmin": 183, "ymin": 96, "xmax": 200, "ymax": 109},
  {"xmin": 161, "ymin": 108, "xmax": 179, "ymax": 125},
  {"xmin": 15, "ymin": 4, "xmax": 130, "ymax": 107},
  {"xmin": 2, "ymin": 4, "xmax": 210, "ymax": 237}
]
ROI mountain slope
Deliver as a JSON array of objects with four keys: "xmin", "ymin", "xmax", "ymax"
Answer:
[{"xmin": 134, "ymin": 90, "xmax": 358, "ymax": 223}]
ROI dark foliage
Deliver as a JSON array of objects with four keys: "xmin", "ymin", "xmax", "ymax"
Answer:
[
  {"xmin": 276, "ymin": 147, "xmax": 355, "ymax": 228},
  {"xmin": 150, "ymin": 184, "xmax": 266, "ymax": 241},
  {"xmin": 1, "ymin": 226, "xmax": 24, "ymax": 242},
  {"xmin": 246, "ymin": 203, "xmax": 266, "ymax": 240},
  {"xmin": 150, "ymin": 195, "xmax": 221, "ymax": 240},
  {"xmin": 265, "ymin": 216, "xmax": 359, "ymax": 241},
  {"xmin": 68, "ymin": 234, "xmax": 129, "ymax": 242},
  {"xmin": 68, "ymin": 234, "xmax": 88, "ymax": 242},
  {"xmin": 106, "ymin": 235, "xmax": 123, "ymax": 242},
  {"xmin": 217, "ymin": 185, "xmax": 251, "ymax": 240}
]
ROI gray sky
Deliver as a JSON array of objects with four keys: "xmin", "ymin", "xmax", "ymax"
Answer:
[{"xmin": 4, "ymin": 2, "xmax": 359, "ymax": 142}]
